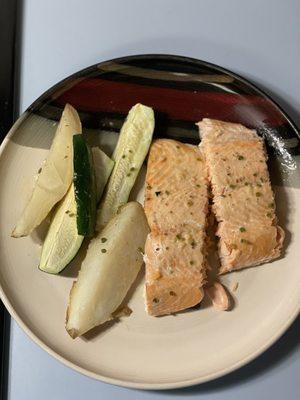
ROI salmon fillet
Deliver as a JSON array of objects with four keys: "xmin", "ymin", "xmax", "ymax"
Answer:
[
  {"xmin": 197, "ymin": 118, "xmax": 285, "ymax": 274},
  {"xmin": 144, "ymin": 139, "xmax": 209, "ymax": 316}
]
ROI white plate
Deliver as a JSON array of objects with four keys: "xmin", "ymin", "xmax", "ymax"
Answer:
[{"xmin": 0, "ymin": 55, "xmax": 299, "ymax": 389}]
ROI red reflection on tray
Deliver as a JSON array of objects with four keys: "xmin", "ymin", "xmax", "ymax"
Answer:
[{"xmin": 54, "ymin": 78, "xmax": 285, "ymax": 127}]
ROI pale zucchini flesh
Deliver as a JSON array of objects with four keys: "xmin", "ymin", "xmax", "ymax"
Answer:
[
  {"xmin": 91, "ymin": 147, "xmax": 114, "ymax": 202},
  {"xmin": 66, "ymin": 202, "xmax": 150, "ymax": 338},
  {"xmin": 96, "ymin": 103, "xmax": 154, "ymax": 231},
  {"xmin": 12, "ymin": 104, "xmax": 81, "ymax": 237},
  {"xmin": 39, "ymin": 147, "xmax": 114, "ymax": 274},
  {"xmin": 39, "ymin": 185, "xmax": 83, "ymax": 274}
]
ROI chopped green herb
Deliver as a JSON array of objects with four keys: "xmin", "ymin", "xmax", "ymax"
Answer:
[
  {"xmin": 255, "ymin": 192, "xmax": 262, "ymax": 197},
  {"xmin": 196, "ymin": 184, "xmax": 201, "ymax": 188},
  {"xmin": 241, "ymin": 238, "xmax": 252, "ymax": 244},
  {"xmin": 153, "ymin": 298, "xmax": 159, "ymax": 303},
  {"xmin": 101, "ymin": 249, "xmax": 107, "ymax": 253},
  {"xmin": 253, "ymin": 172, "xmax": 258, "ymax": 177},
  {"xmin": 130, "ymin": 167, "xmax": 135, "ymax": 171},
  {"xmin": 245, "ymin": 182, "xmax": 249, "ymax": 186},
  {"xmin": 155, "ymin": 191, "xmax": 161, "ymax": 196},
  {"xmin": 189, "ymin": 260, "xmax": 195, "ymax": 265},
  {"xmin": 137, "ymin": 246, "xmax": 144, "ymax": 253},
  {"xmin": 176, "ymin": 145, "xmax": 180, "ymax": 149},
  {"xmin": 38, "ymin": 167, "xmax": 42, "ymax": 174},
  {"xmin": 126, "ymin": 173, "xmax": 131, "ymax": 177},
  {"xmin": 197, "ymin": 157, "xmax": 202, "ymax": 161},
  {"xmin": 229, "ymin": 184, "xmax": 236, "ymax": 189},
  {"xmin": 165, "ymin": 190, "xmax": 170, "ymax": 195},
  {"xmin": 268, "ymin": 202, "xmax": 275, "ymax": 208},
  {"xmin": 190, "ymin": 240, "xmax": 196, "ymax": 249},
  {"xmin": 101, "ymin": 237, "xmax": 107, "ymax": 243},
  {"xmin": 128, "ymin": 149, "xmax": 133, "ymax": 153},
  {"xmin": 187, "ymin": 200, "xmax": 194, "ymax": 206},
  {"xmin": 65, "ymin": 210, "xmax": 70, "ymax": 214},
  {"xmin": 64, "ymin": 155, "xmax": 68, "ymax": 159},
  {"xmin": 239, "ymin": 227, "xmax": 246, "ymax": 232},
  {"xmin": 266, "ymin": 212, "xmax": 273, "ymax": 218},
  {"xmin": 146, "ymin": 184, "xmax": 152, "ymax": 190},
  {"xmin": 122, "ymin": 154, "xmax": 126, "ymax": 159},
  {"xmin": 68, "ymin": 212, "xmax": 75, "ymax": 217},
  {"xmin": 176, "ymin": 233, "xmax": 183, "ymax": 241},
  {"xmin": 259, "ymin": 160, "xmax": 264, "ymax": 163},
  {"xmin": 237, "ymin": 154, "xmax": 245, "ymax": 160}
]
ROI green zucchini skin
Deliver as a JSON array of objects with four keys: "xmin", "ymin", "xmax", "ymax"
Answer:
[{"xmin": 73, "ymin": 135, "xmax": 97, "ymax": 236}]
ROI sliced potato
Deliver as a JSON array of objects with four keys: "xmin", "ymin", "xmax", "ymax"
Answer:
[
  {"xmin": 66, "ymin": 202, "xmax": 150, "ymax": 338},
  {"xmin": 12, "ymin": 104, "xmax": 81, "ymax": 237},
  {"xmin": 96, "ymin": 103, "xmax": 154, "ymax": 231}
]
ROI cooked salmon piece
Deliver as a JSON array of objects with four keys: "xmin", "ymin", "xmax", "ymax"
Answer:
[
  {"xmin": 197, "ymin": 118, "xmax": 285, "ymax": 274},
  {"xmin": 144, "ymin": 139, "xmax": 209, "ymax": 316}
]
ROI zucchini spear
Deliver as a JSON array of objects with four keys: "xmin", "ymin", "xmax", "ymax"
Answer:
[
  {"xmin": 39, "ymin": 147, "xmax": 114, "ymax": 274},
  {"xmin": 96, "ymin": 103, "xmax": 154, "ymax": 231}
]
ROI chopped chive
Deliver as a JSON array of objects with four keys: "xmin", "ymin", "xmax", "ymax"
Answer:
[
  {"xmin": 266, "ymin": 212, "xmax": 272, "ymax": 218},
  {"xmin": 237, "ymin": 155, "xmax": 245, "ymax": 160},
  {"xmin": 165, "ymin": 190, "xmax": 170, "ymax": 195},
  {"xmin": 101, "ymin": 249, "xmax": 107, "ymax": 253},
  {"xmin": 65, "ymin": 210, "xmax": 70, "ymax": 214},
  {"xmin": 126, "ymin": 173, "xmax": 131, "ymax": 177},
  {"xmin": 130, "ymin": 167, "xmax": 135, "ymax": 171},
  {"xmin": 253, "ymin": 172, "xmax": 258, "ymax": 177},
  {"xmin": 187, "ymin": 200, "xmax": 194, "ymax": 206},
  {"xmin": 101, "ymin": 237, "xmax": 107, "ymax": 243},
  {"xmin": 268, "ymin": 202, "xmax": 275, "ymax": 208},
  {"xmin": 229, "ymin": 184, "xmax": 236, "ymax": 189},
  {"xmin": 122, "ymin": 154, "xmax": 126, "ymax": 159},
  {"xmin": 239, "ymin": 227, "xmax": 246, "ymax": 232},
  {"xmin": 189, "ymin": 260, "xmax": 195, "ymax": 265},
  {"xmin": 255, "ymin": 192, "xmax": 262, "ymax": 197},
  {"xmin": 38, "ymin": 167, "xmax": 42, "ymax": 174},
  {"xmin": 196, "ymin": 184, "xmax": 201, "ymax": 188}
]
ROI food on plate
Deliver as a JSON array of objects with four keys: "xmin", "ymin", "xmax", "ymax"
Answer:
[
  {"xmin": 143, "ymin": 139, "xmax": 209, "ymax": 316},
  {"xmin": 73, "ymin": 135, "xmax": 97, "ymax": 236},
  {"xmin": 205, "ymin": 282, "xmax": 230, "ymax": 311},
  {"xmin": 12, "ymin": 104, "xmax": 81, "ymax": 237},
  {"xmin": 96, "ymin": 103, "xmax": 155, "ymax": 231},
  {"xmin": 66, "ymin": 202, "xmax": 149, "ymax": 338},
  {"xmin": 198, "ymin": 118, "xmax": 285, "ymax": 274},
  {"xmin": 39, "ymin": 147, "xmax": 114, "ymax": 274},
  {"xmin": 91, "ymin": 147, "xmax": 114, "ymax": 203}
]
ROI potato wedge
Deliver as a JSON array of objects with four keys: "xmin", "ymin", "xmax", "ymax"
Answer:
[
  {"xmin": 12, "ymin": 104, "xmax": 81, "ymax": 237},
  {"xmin": 66, "ymin": 202, "xmax": 149, "ymax": 338}
]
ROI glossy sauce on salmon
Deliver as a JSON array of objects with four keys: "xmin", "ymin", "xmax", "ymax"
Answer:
[
  {"xmin": 198, "ymin": 119, "xmax": 284, "ymax": 274},
  {"xmin": 144, "ymin": 139, "xmax": 209, "ymax": 316}
]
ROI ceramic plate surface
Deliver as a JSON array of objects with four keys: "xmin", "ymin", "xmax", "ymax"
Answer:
[{"xmin": 0, "ymin": 55, "xmax": 299, "ymax": 389}]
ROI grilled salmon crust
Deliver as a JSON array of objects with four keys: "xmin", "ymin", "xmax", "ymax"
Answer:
[
  {"xmin": 198, "ymin": 118, "xmax": 285, "ymax": 274},
  {"xmin": 144, "ymin": 139, "xmax": 209, "ymax": 316}
]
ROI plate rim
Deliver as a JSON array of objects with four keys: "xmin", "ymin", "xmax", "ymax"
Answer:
[{"xmin": 0, "ymin": 54, "xmax": 299, "ymax": 390}]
